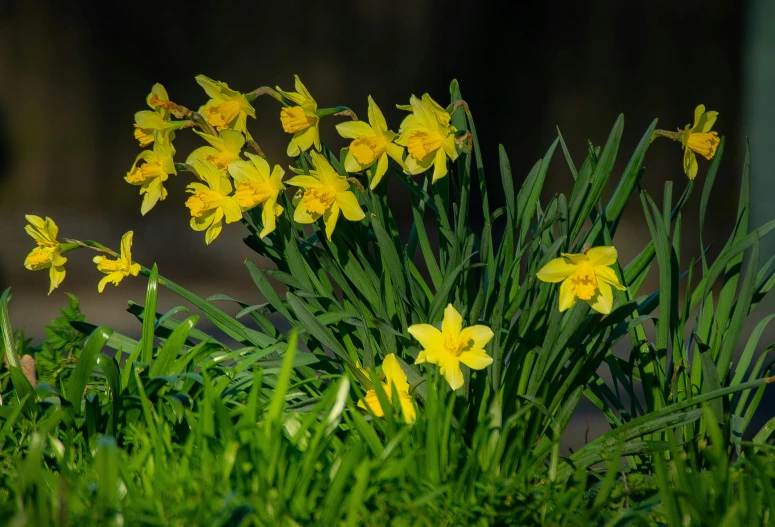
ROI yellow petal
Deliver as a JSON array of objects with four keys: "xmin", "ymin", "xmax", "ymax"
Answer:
[
  {"xmin": 357, "ymin": 390, "xmax": 384, "ymax": 417},
  {"xmin": 370, "ymin": 154, "xmax": 389, "ymax": 189},
  {"xmin": 537, "ymin": 257, "xmax": 576, "ymax": 283},
  {"xmin": 398, "ymin": 392, "xmax": 416, "ymax": 424},
  {"xmin": 431, "ymin": 148, "xmax": 448, "ymax": 183},
  {"xmin": 459, "ymin": 325, "xmax": 494, "ymax": 350},
  {"xmin": 205, "ymin": 221, "xmax": 222, "ymax": 245},
  {"xmin": 336, "ymin": 120, "xmax": 374, "ymax": 139},
  {"xmin": 382, "ymin": 354, "xmax": 409, "ymax": 394},
  {"xmin": 558, "ymin": 278, "xmax": 576, "ymax": 312},
  {"xmin": 693, "ymin": 104, "xmax": 706, "ymax": 128},
  {"xmin": 324, "ymin": 203, "xmax": 340, "ymax": 239},
  {"xmin": 588, "ymin": 281, "xmax": 613, "ymax": 314},
  {"xmin": 407, "ymin": 324, "xmax": 443, "ymax": 351},
  {"xmin": 222, "ymin": 197, "xmax": 243, "ymax": 224},
  {"xmin": 385, "ymin": 143, "xmax": 406, "ymax": 169},
  {"xmin": 259, "ymin": 199, "xmax": 278, "ymax": 238},
  {"xmin": 440, "ymin": 360, "xmax": 464, "ymax": 390},
  {"xmin": 48, "ymin": 265, "xmax": 65, "ymax": 294},
  {"xmin": 344, "ymin": 151, "xmax": 363, "ymax": 173},
  {"xmin": 336, "ymin": 191, "xmax": 365, "ymax": 221},
  {"xmin": 367, "ymin": 96, "xmax": 388, "ymax": 133},
  {"xmin": 442, "ymin": 304, "xmax": 463, "ymax": 340},
  {"xmin": 120, "ymin": 231, "xmax": 134, "ymax": 260},
  {"xmin": 594, "ymin": 265, "xmax": 626, "ymax": 290},
  {"xmin": 586, "ymin": 246, "xmax": 618, "ymax": 267},
  {"xmin": 458, "ymin": 349, "xmax": 493, "ymax": 370},
  {"xmin": 286, "ymin": 175, "xmax": 321, "ymax": 188},
  {"xmin": 294, "ymin": 202, "xmax": 316, "ymax": 224},
  {"xmin": 683, "ymin": 147, "xmax": 698, "ymax": 180}
]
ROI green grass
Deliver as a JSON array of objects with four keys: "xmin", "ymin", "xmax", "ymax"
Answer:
[{"xmin": 2, "ymin": 79, "xmax": 775, "ymax": 525}]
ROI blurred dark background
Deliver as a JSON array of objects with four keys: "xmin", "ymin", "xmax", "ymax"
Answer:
[{"xmin": 0, "ymin": 0, "xmax": 773, "ymax": 352}]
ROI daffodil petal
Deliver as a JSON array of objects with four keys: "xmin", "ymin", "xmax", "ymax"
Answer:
[
  {"xmin": 586, "ymin": 246, "xmax": 618, "ymax": 267},
  {"xmin": 684, "ymin": 147, "xmax": 698, "ymax": 180},
  {"xmin": 558, "ymin": 278, "xmax": 576, "ymax": 312},
  {"xmin": 336, "ymin": 121, "xmax": 374, "ymax": 139},
  {"xmin": 431, "ymin": 148, "xmax": 448, "ymax": 183},
  {"xmin": 459, "ymin": 349, "xmax": 493, "ymax": 370},
  {"xmin": 370, "ymin": 153, "xmax": 389, "ymax": 189},
  {"xmin": 442, "ymin": 304, "xmax": 463, "ymax": 340},
  {"xmin": 459, "ymin": 325, "xmax": 494, "ymax": 350},
  {"xmin": 367, "ymin": 96, "xmax": 388, "ymax": 132},
  {"xmin": 588, "ymin": 281, "xmax": 613, "ymax": 314},
  {"xmin": 324, "ymin": 203, "xmax": 340, "ymax": 239},
  {"xmin": 537, "ymin": 257, "xmax": 576, "ymax": 283},
  {"xmin": 382, "ymin": 354, "xmax": 409, "ymax": 394},
  {"xmin": 336, "ymin": 191, "xmax": 365, "ymax": 221},
  {"xmin": 357, "ymin": 390, "xmax": 384, "ymax": 417},
  {"xmin": 344, "ymin": 150, "xmax": 362, "ymax": 173},
  {"xmin": 594, "ymin": 265, "xmax": 626, "ymax": 290},
  {"xmin": 440, "ymin": 361, "xmax": 464, "ymax": 390},
  {"xmin": 407, "ymin": 324, "xmax": 443, "ymax": 350}
]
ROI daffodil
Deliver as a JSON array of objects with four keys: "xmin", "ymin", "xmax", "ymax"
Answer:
[
  {"xmin": 396, "ymin": 93, "xmax": 459, "ymax": 183},
  {"xmin": 277, "ymin": 75, "xmax": 320, "ymax": 157},
  {"xmin": 23, "ymin": 215, "xmax": 67, "ymax": 294},
  {"xmin": 196, "ymin": 75, "xmax": 255, "ymax": 134},
  {"xmin": 133, "ymin": 84, "xmax": 189, "ymax": 147},
  {"xmin": 536, "ymin": 246, "xmax": 627, "ymax": 315},
  {"xmin": 680, "ymin": 104, "xmax": 720, "ymax": 180},
  {"xmin": 357, "ymin": 354, "xmax": 416, "ymax": 424},
  {"xmin": 185, "ymin": 159, "xmax": 242, "ymax": 244},
  {"xmin": 125, "ymin": 137, "xmax": 176, "ymax": 215},
  {"xmin": 186, "ymin": 129, "xmax": 245, "ymax": 172},
  {"xmin": 408, "ymin": 304, "xmax": 493, "ymax": 390},
  {"xmin": 229, "ymin": 153, "xmax": 285, "ymax": 238},
  {"xmin": 286, "ymin": 152, "xmax": 365, "ymax": 239},
  {"xmin": 335, "ymin": 96, "xmax": 406, "ymax": 189},
  {"xmin": 93, "ymin": 231, "xmax": 141, "ymax": 293}
]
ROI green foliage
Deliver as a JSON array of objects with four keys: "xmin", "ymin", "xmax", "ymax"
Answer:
[
  {"xmin": 3, "ymin": 80, "xmax": 775, "ymax": 524},
  {"xmin": 33, "ymin": 293, "xmax": 86, "ymax": 388}
]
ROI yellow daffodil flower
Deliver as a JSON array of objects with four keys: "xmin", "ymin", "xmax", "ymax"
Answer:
[
  {"xmin": 133, "ymin": 84, "xmax": 189, "ymax": 147},
  {"xmin": 277, "ymin": 75, "xmax": 321, "ymax": 157},
  {"xmin": 23, "ymin": 215, "xmax": 67, "ymax": 294},
  {"xmin": 536, "ymin": 246, "xmax": 627, "ymax": 315},
  {"xmin": 396, "ymin": 93, "xmax": 459, "ymax": 183},
  {"xmin": 357, "ymin": 354, "xmax": 416, "ymax": 424},
  {"xmin": 680, "ymin": 104, "xmax": 720, "ymax": 180},
  {"xmin": 286, "ymin": 152, "xmax": 365, "ymax": 239},
  {"xmin": 93, "ymin": 231, "xmax": 141, "ymax": 293},
  {"xmin": 186, "ymin": 129, "xmax": 245, "ymax": 172},
  {"xmin": 229, "ymin": 152, "xmax": 286, "ymax": 238},
  {"xmin": 125, "ymin": 137, "xmax": 176, "ymax": 215},
  {"xmin": 336, "ymin": 96, "xmax": 406, "ymax": 189},
  {"xmin": 185, "ymin": 159, "xmax": 242, "ymax": 244},
  {"xmin": 196, "ymin": 75, "xmax": 255, "ymax": 134},
  {"xmin": 408, "ymin": 304, "xmax": 493, "ymax": 390}
]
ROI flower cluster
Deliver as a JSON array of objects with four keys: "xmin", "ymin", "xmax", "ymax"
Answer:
[
  {"xmin": 121, "ymin": 75, "xmax": 467, "ymax": 243},
  {"xmin": 22, "ymin": 75, "xmax": 720, "ymax": 427}
]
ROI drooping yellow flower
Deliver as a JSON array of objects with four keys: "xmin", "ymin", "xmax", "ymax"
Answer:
[
  {"xmin": 536, "ymin": 246, "xmax": 627, "ymax": 315},
  {"xmin": 395, "ymin": 93, "xmax": 459, "ymax": 183},
  {"xmin": 185, "ymin": 159, "xmax": 242, "ymax": 244},
  {"xmin": 23, "ymin": 215, "xmax": 67, "ymax": 294},
  {"xmin": 133, "ymin": 84, "xmax": 189, "ymax": 147},
  {"xmin": 336, "ymin": 96, "xmax": 406, "ymax": 189},
  {"xmin": 229, "ymin": 153, "xmax": 286, "ymax": 238},
  {"xmin": 277, "ymin": 75, "xmax": 320, "ymax": 157},
  {"xmin": 196, "ymin": 75, "xmax": 256, "ymax": 134},
  {"xmin": 125, "ymin": 137, "xmax": 176, "ymax": 215},
  {"xmin": 93, "ymin": 231, "xmax": 141, "ymax": 293},
  {"xmin": 680, "ymin": 104, "xmax": 720, "ymax": 180},
  {"xmin": 357, "ymin": 354, "xmax": 416, "ymax": 424},
  {"xmin": 409, "ymin": 304, "xmax": 493, "ymax": 390},
  {"xmin": 186, "ymin": 129, "xmax": 245, "ymax": 172},
  {"xmin": 286, "ymin": 152, "xmax": 365, "ymax": 239}
]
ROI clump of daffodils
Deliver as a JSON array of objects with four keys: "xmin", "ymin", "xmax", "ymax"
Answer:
[{"xmin": 22, "ymin": 73, "xmax": 727, "ymax": 431}]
